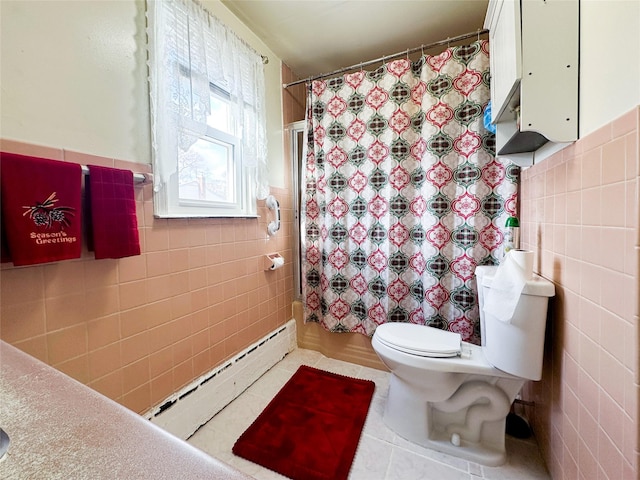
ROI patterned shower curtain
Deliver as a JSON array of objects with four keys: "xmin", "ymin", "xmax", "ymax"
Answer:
[{"xmin": 302, "ymin": 40, "xmax": 519, "ymax": 343}]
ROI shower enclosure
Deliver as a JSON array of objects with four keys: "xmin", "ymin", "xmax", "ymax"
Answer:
[
  {"xmin": 287, "ymin": 119, "xmax": 385, "ymax": 368},
  {"xmin": 286, "ymin": 120, "xmax": 305, "ymax": 301}
]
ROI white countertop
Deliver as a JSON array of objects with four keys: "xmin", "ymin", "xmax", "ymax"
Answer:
[{"xmin": 0, "ymin": 341, "xmax": 253, "ymax": 479}]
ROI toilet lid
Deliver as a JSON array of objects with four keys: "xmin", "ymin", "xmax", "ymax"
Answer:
[{"xmin": 374, "ymin": 323, "xmax": 461, "ymax": 357}]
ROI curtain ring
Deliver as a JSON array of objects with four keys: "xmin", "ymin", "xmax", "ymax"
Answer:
[
  {"xmin": 446, "ymin": 37, "xmax": 451, "ymax": 48},
  {"xmin": 406, "ymin": 48, "xmax": 410, "ymax": 61},
  {"xmin": 421, "ymin": 45, "xmax": 425, "ymax": 57},
  {"xmin": 477, "ymin": 29, "xmax": 481, "ymax": 42}
]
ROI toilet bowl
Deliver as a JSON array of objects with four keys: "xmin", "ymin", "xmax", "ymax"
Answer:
[{"xmin": 371, "ymin": 266, "xmax": 555, "ymax": 466}]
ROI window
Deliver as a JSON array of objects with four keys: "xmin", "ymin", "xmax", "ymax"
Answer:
[
  {"xmin": 177, "ymin": 83, "xmax": 240, "ymax": 207},
  {"xmin": 146, "ymin": 0, "xmax": 268, "ymax": 217}
]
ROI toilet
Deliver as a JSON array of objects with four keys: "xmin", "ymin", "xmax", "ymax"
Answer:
[{"xmin": 371, "ymin": 266, "xmax": 555, "ymax": 466}]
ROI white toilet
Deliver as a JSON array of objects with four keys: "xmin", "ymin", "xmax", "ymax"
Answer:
[{"xmin": 371, "ymin": 266, "xmax": 555, "ymax": 466}]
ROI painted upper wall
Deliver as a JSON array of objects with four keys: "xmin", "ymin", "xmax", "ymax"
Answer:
[
  {"xmin": 580, "ymin": 0, "xmax": 640, "ymax": 136},
  {"xmin": 1, "ymin": 0, "xmax": 638, "ymax": 177},
  {"xmin": 0, "ymin": 0, "xmax": 286, "ymax": 188},
  {"xmin": 0, "ymin": 0, "xmax": 149, "ymax": 163}
]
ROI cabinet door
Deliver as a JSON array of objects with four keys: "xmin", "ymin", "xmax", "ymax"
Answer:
[
  {"xmin": 488, "ymin": 0, "xmax": 521, "ymax": 122},
  {"xmin": 519, "ymin": 0, "xmax": 579, "ymax": 143}
]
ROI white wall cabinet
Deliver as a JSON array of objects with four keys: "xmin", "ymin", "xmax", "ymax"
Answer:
[{"xmin": 484, "ymin": 0, "xmax": 579, "ymax": 166}]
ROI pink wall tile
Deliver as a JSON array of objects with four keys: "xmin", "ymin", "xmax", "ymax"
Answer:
[
  {"xmin": 54, "ymin": 354, "xmax": 90, "ymax": 384},
  {"xmin": 83, "ymin": 260, "xmax": 118, "ymax": 289},
  {"xmin": 0, "ymin": 139, "xmax": 64, "ymax": 160},
  {"xmin": 626, "ymin": 133, "xmax": 638, "ymax": 180},
  {"xmin": 89, "ymin": 368, "xmax": 123, "ymax": 400},
  {"xmin": 582, "ymin": 148, "xmax": 602, "ymax": 189},
  {"xmin": 47, "ymin": 324, "xmax": 87, "ymax": 365},
  {"xmin": 188, "ymin": 246, "xmax": 206, "ymax": 269},
  {"xmin": 0, "ymin": 144, "xmax": 294, "ymax": 416},
  {"xmin": 118, "ymin": 280, "xmax": 148, "ymax": 310},
  {"xmin": 581, "ymin": 226, "xmax": 601, "ymax": 265},
  {"xmin": 1, "ymin": 267, "xmax": 46, "ymax": 303},
  {"xmin": 84, "ymin": 286, "xmax": 120, "ymax": 321},
  {"xmin": 598, "ymin": 428, "xmax": 624, "ymax": 480},
  {"xmin": 578, "ymin": 439, "xmax": 599, "ymax": 480},
  {"xmin": 121, "ymin": 382, "xmax": 151, "ymax": 414},
  {"xmin": 0, "ymin": 301, "xmax": 46, "ymax": 344},
  {"xmin": 118, "ymin": 255, "xmax": 148, "ymax": 282},
  {"xmin": 580, "ymin": 333, "xmax": 601, "ymax": 382},
  {"xmin": 87, "ymin": 314, "xmax": 120, "ymax": 351},
  {"xmin": 625, "ymin": 179, "xmax": 638, "ymax": 230},
  {"xmin": 579, "ymin": 263, "xmax": 601, "ymax": 303},
  {"xmin": 600, "ymin": 269, "xmax": 630, "ymax": 320},
  {"xmin": 601, "ymin": 228, "xmax": 627, "ymax": 273},
  {"xmin": 601, "ymin": 182, "xmax": 627, "ymax": 228},
  {"xmin": 144, "ymin": 225, "xmax": 170, "ymax": 252},
  {"xmin": 521, "ymin": 107, "xmax": 639, "ymax": 479},
  {"xmin": 6, "ymin": 337, "xmax": 50, "ymax": 370},
  {"xmin": 146, "ymin": 251, "xmax": 171, "ymax": 277},
  {"xmin": 565, "ymin": 191, "xmax": 582, "ymax": 225},
  {"xmin": 122, "ymin": 357, "xmax": 151, "ymax": 394},
  {"xmin": 553, "ymin": 193, "xmax": 567, "ymax": 225},
  {"xmin": 602, "ymin": 137, "xmax": 627, "ymax": 185},
  {"xmin": 579, "ymin": 297, "xmax": 601, "ymax": 342},
  {"xmin": 565, "ymin": 227, "xmax": 583, "ymax": 261},
  {"xmin": 600, "ymin": 349, "xmax": 626, "ymax": 409},
  {"xmin": 45, "ymin": 293, "xmax": 88, "ymax": 331},
  {"xmin": 566, "ymin": 154, "xmax": 582, "ymax": 192},
  {"xmin": 581, "ymin": 187, "xmax": 602, "ymax": 226},
  {"xmin": 43, "ymin": 262, "xmax": 86, "ymax": 297}
]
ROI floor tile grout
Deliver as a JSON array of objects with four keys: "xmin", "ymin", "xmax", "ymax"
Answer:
[{"xmin": 188, "ymin": 348, "xmax": 551, "ymax": 480}]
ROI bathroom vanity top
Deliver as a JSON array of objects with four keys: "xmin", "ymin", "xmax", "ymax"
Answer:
[{"xmin": 0, "ymin": 341, "xmax": 252, "ymax": 480}]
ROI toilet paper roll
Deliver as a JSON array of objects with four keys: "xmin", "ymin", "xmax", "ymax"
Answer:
[
  {"xmin": 510, "ymin": 249, "xmax": 534, "ymax": 280},
  {"xmin": 270, "ymin": 256, "xmax": 285, "ymax": 270}
]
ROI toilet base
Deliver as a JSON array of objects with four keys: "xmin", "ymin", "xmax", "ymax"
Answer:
[
  {"xmin": 383, "ymin": 372, "xmax": 524, "ymax": 467},
  {"xmin": 385, "ymin": 416, "xmax": 508, "ymax": 466}
]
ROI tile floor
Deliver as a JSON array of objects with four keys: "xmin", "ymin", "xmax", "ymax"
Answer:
[{"xmin": 188, "ymin": 348, "xmax": 550, "ymax": 480}]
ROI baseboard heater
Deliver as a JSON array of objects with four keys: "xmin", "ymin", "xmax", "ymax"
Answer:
[{"xmin": 146, "ymin": 319, "xmax": 297, "ymax": 440}]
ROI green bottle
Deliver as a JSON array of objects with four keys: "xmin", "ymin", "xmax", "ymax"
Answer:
[{"xmin": 504, "ymin": 216, "xmax": 520, "ymax": 252}]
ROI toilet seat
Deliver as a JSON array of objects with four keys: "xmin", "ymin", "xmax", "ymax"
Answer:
[{"xmin": 374, "ymin": 323, "xmax": 461, "ymax": 358}]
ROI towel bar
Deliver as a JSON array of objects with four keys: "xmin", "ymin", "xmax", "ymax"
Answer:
[{"xmin": 80, "ymin": 165, "xmax": 150, "ymax": 184}]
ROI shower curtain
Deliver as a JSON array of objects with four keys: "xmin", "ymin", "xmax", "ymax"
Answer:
[{"xmin": 302, "ymin": 40, "xmax": 519, "ymax": 343}]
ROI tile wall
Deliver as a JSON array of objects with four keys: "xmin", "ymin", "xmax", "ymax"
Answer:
[
  {"xmin": 519, "ymin": 107, "xmax": 639, "ymax": 479},
  {"xmin": 282, "ymin": 64, "xmax": 307, "ymax": 125},
  {"xmin": 0, "ymin": 138, "xmax": 295, "ymax": 415}
]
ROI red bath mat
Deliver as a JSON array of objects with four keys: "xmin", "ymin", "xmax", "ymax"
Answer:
[{"xmin": 232, "ymin": 365, "xmax": 375, "ymax": 480}]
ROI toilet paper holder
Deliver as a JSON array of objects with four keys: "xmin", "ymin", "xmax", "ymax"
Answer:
[{"xmin": 263, "ymin": 253, "xmax": 284, "ymax": 271}]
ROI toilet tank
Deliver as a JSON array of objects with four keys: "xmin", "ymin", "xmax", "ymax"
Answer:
[{"xmin": 475, "ymin": 266, "xmax": 555, "ymax": 381}]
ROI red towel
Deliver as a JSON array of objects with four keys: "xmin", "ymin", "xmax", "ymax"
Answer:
[
  {"xmin": 1, "ymin": 224, "xmax": 11, "ymax": 263},
  {"xmin": 1, "ymin": 152, "xmax": 82, "ymax": 266},
  {"xmin": 86, "ymin": 165, "xmax": 140, "ymax": 259}
]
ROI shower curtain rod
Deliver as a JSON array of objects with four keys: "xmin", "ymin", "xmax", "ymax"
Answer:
[{"xmin": 282, "ymin": 28, "xmax": 488, "ymax": 89}]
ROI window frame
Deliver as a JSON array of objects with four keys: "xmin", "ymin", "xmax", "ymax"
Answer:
[
  {"xmin": 146, "ymin": 0, "xmax": 267, "ymax": 219},
  {"xmin": 174, "ymin": 81, "xmax": 246, "ymax": 216}
]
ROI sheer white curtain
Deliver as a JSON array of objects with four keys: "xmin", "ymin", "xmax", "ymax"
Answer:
[{"xmin": 147, "ymin": 0, "xmax": 268, "ymax": 217}]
